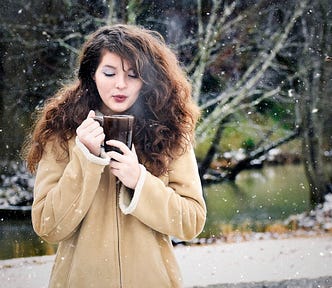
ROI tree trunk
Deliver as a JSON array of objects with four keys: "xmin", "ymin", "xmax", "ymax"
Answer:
[
  {"xmin": 0, "ymin": 29, "xmax": 4, "ymax": 125},
  {"xmin": 198, "ymin": 120, "xmax": 226, "ymax": 180},
  {"xmin": 298, "ymin": 1, "xmax": 331, "ymax": 206},
  {"xmin": 203, "ymin": 129, "xmax": 300, "ymax": 184},
  {"xmin": 115, "ymin": 0, "xmax": 129, "ymax": 23}
]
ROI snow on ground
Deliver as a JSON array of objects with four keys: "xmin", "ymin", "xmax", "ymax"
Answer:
[{"xmin": 1, "ymin": 235, "xmax": 331, "ymax": 288}]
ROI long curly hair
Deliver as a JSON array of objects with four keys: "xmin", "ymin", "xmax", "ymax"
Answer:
[{"xmin": 23, "ymin": 24, "xmax": 200, "ymax": 176}]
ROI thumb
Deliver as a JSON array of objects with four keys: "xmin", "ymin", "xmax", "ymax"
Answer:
[{"xmin": 87, "ymin": 110, "xmax": 96, "ymax": 119}]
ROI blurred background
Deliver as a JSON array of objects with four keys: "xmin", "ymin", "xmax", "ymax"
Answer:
[{"xmin": 0, "ymin": 0, "xmax": 331, "ymax": 260}]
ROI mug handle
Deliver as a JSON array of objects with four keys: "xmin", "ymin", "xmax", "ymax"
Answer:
[{"xmin": 92, "ymin": 116, "xmax": 104, "ymax": 126}]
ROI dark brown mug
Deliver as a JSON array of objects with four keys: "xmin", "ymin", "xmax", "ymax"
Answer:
[{"xmin": 93, "ymin": 115, "xmax": 134, "ymax": 153}]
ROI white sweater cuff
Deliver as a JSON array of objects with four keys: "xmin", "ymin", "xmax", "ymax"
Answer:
[
  {"xmin": 75, "ymin": 136, "xmax": 110, "ymax": 166},
  {"xmin": 119, "ymin": 164, "xmax": 146, "ymax": 215}
]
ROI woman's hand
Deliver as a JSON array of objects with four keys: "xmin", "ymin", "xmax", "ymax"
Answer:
[
  {"xmin": 76, "ymin": 110, "xmax": 105, "ymax": 156},
  {"xmin": 107, "ymin": 140, "xmax": 140, "ymax": 189}
]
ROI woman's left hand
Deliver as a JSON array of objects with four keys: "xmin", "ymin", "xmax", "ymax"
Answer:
[{"xmin": 106, "ymin": 140, "xmax": 140, "ymax": 189}]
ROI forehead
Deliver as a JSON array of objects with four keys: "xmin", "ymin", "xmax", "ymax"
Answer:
[{"xmin": 99, "ymin": 50, "xmax": 133, "ymax": 70}]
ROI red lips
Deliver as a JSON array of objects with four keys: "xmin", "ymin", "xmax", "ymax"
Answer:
[{"xmin": 112, "ymin": 95, "xmax": 127, "ymax": 103}]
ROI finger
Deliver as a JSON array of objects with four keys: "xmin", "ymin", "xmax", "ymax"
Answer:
[
  {"xmin": 79, "ymin": 117, "xmax": 96, "ymax": 130},
  {"xmin": 90, "ymin": 127, "xmax": 105, "ymax": 139},
  {"xmin": 109, "ymin": 159, "xmax": 121, "ymax": 169},
  {"xmin": 108, "ymin": 150, "xmax": 125, "ymax": 162},
  {"xmin": 87, "ymin": 110, "xmax": 96, "ymax": 118},
  {"xmin": 110, "ymin": 167, "xmax": 121, "ymax": 179},
  {"xmin": 106, "ymin": 140, "xmax": 130, "ymax": 154}
]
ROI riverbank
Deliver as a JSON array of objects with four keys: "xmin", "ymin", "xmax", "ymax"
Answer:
[{"xmin": 1, "ymin": 234, "xmax": 331, "ymax": 288}]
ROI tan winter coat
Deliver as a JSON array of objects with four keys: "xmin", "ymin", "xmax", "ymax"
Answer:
[{"xmin": 32, "ymin": 137, "xmax": 206, "ymax": 288}]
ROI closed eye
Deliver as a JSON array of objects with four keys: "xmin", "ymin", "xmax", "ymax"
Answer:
[
  {"xmin": 103, "ymin": 72, "xmax": 115, "ymax": 77},
  {"xmin": 128, "ymin": 70, "xmax": 139, "ymax": 78}
]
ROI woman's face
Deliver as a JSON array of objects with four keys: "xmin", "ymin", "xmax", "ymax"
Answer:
[{"xmin": 93, "ymin": 51, "xmax": 143, "ymax": 114}]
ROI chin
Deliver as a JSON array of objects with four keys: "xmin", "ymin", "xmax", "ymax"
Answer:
[{"xmin": 110, "ymin": 108, "xmax": 128, "ymax": 114}]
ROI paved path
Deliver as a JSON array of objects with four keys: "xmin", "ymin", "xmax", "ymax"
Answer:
[
  {"xmin": 177, "ymin": 235, "xmax": 332, "ymax": 287},
  {"xmin": 1, "ymin": 235, "xmax": 331, "ymax": 288}
]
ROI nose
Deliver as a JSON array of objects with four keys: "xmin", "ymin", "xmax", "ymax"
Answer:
[{"xmin": 115, "ymin": 74, "xmax": 127, "ymax": 89}]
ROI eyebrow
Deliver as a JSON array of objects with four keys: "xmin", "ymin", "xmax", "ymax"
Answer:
[
  {"xmin": 102, "ymin": 64, "xmax": 134, "ymax": 72},
  {"xmin": 102, "ymin": 65, "xmax": 116, "ymax": 69}
]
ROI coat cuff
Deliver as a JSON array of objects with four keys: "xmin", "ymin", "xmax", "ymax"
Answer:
[
  {"xmin": 119, "ymin": 164, "xmax": 146, "ymax": 215},
  {"xmin": 75, "ymin": 136, "xmax": 110, "ymax": 166}
]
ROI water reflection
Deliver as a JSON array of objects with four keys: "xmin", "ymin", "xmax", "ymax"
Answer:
[
  {"xmin": 201, "ymin": 164, "xmax": 310, "ymax": 238},
  {"xmin": 0, "ymin": 218, "xmax": 57, "ymax": 260},
  {"xmin": 0, "ymin": 164, "xmax": 309, "ymax": 260}
]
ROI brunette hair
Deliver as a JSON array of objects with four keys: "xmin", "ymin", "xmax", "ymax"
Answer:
[{"xmin": 23, "ymin": 24, "xmax": 200, "ymax": 176}]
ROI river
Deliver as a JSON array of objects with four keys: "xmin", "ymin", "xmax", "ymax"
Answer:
[
  {"xmin": 201, "ymin": 164, "xmax": 310, "ymax": 238},
  {"xmin": 0, "ymin": 164, "xmax": 310, "ymax": 260}
]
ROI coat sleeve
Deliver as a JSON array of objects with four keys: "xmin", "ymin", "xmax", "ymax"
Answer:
[
  {"xmin": 31, "ymin": 138, "xmax": 108, "ymax": 243},
  {"xmin": 119, "ymin": 145, "xmax": 207, "ymax": 241}
]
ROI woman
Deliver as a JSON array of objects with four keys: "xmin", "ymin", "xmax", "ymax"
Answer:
[{"xmin": 24, "ymin": 24, "xmax": 206, "ymax": 288}]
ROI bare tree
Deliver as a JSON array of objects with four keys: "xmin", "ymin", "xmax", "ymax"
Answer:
[
  {"xmin": 187, "ymin": 0, "xmax": 308, "ymax": 179},
  {"xmin": 2, "ymin": 0, "xmax": 331, "ymax": 208},
  {"xmin": 295, "ymin": 0, "xmax": 332, "ymax": 205},
  {"xmin": 0, "ymin": 0, "xmax": 112, "ymax": 159}
]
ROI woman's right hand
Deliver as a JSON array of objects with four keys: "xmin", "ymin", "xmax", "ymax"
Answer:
[{"xmin": 76, "ymin": 110, "xmax": 105, "ymax": 156}]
